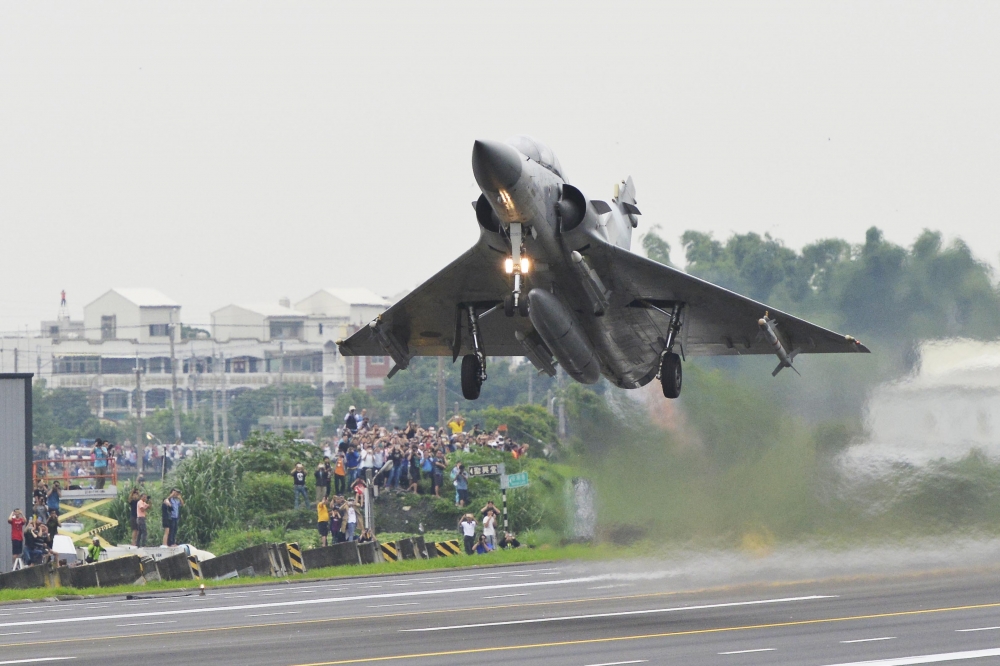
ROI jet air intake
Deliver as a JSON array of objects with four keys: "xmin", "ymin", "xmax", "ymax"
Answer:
[
  {"xmin": 557, "ymin": 183, "xmax": 604, "ymax": 235},
  {"xmin": 527, "ymin": 288, "xmax": 601, "ymax": 384}
]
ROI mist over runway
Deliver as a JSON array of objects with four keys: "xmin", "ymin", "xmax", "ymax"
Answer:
[{"xmin": 3, "ymin": 542, "xmax": 1000, "ymax": 666}]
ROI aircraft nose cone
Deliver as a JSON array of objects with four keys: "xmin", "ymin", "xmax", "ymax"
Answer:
[{"xmin": 472, "ymin": 140, "xmax": 522, "ymax": 192}]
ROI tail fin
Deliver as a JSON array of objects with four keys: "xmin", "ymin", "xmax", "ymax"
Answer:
[{"xmin": 614, "ymin": 177, "xmax": 640, "ymax": 228}]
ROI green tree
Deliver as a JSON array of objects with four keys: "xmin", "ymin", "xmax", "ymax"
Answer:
[
  {"xmin": 641, "ymin": 225, "xmax": 673, "ymax": 266},
  {"xmin": 228, "ymin": 384, "xmax": 322, "ymax": 440}
]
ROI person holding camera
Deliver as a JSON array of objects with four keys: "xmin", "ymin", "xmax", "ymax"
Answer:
[{"xmin": 7, "ymin": 509, "xmax": 26, "ymax": 566}]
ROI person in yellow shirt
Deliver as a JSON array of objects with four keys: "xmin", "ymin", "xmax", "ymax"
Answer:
[
  {"xmin": 447, "ymin": 414, "xmax": 465, "ymax": 435},
  {"xmin": 317, "ymin": 499, "xmax": 330, "ymax": 547}
]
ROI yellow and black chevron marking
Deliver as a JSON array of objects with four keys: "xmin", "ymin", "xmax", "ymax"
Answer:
[
  {"xmin": 434, "ymin": 540, "xmax": 462, "ymax": 557},
  {"xmin": 188, "ymin": 555, "xmax": 202, "ymax": 579},
  {"xmin": 287, "ymin": 542, "xmax": 306, "ymax": 574},
  {"xmin": 379, "ymin": 541, "xmax": 398, "ymax": 562}
]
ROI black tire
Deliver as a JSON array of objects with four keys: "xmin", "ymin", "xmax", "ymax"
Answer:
[
  {"xmin": 461, "ymin": 354, "xmax": 482, "ymax": 400},
  {"xmin": 660, "ymin": 353, "xmax": 682, "ymax": 399},
  {"xmin": 504, "ymin": 294, "xmax": 515, "ymax": 317},
  {"xmin": 517, "ymin": 295, "xmax": 529, "ymax": 317}
]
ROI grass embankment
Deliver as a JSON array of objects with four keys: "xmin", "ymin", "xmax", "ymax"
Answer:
[{"xmin": 0, "ymin": 543, "xmax": 606, "ymax": 604}]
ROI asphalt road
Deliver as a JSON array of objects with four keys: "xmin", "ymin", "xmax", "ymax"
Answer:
[{"xmin": 3, "ymin": 557, "xmax": 1000, "ymax": 666}]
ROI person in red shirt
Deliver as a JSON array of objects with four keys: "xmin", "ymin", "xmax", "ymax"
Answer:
[{"xmin": 8, "ymin": 509, "xmax": 26, "ymax": 566}]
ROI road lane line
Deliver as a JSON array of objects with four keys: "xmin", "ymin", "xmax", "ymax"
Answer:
[
  {"xmin": 0, "ymin": 659, "xmax": 75, "ymax": 665},
  {"xmin": 0, "ymin": 632, "xmax": 39, "ymax": 637},
  {"xmin": 246, "ymin": 611, "xmax": 301, "ymax": 617},
  {"xmin": 368, "ymin": 603, "xmax": 419, "ymax": 608},
  {"xmin": 840, "ymin": 636, "xmax": 895, "ymax": 643},
  {"xmin": 483, "ymin": 594, "xmax": 529, "ymax": 600},
  {"xmin": 956, "ymin": 626, "xmax": 1000, "ymax": 632},
  {"xmin": 0, "ymin": 575, "xmax": 607, "ymax": 629},
  {"xmin": 584, "ymin": 661, "xmax": 648, "ymax": 666},
  {"xmin": 399, "ymin": 595, "xmax": 836, "ymax": 631},
  {"xmin": 719, "ymin": 648, "xmax": 775, "ymax": 655},
  {"xmin": 115, "ymin": 621, "xmax": 176, "ymax": 627},
  {"xmin": 820, "ymin": 647, "xmax": 1000, "ymax": 665}
]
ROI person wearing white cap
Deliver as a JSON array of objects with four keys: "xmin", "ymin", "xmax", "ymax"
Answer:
[{"xmin": 344, "ymin": 406, "xmax": 359, "ymax": 434}]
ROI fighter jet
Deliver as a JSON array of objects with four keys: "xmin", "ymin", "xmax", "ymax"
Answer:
[{"xmin": 338, "ymin": 136, "xmax": 869, "ymax": 400}]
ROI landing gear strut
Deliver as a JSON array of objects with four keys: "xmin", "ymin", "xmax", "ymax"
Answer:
[
  {"xmin": 461, "ymin": 305, "xmax": 487, "ymax": 400},
  {"xmin": 504, "ymin": 222, "xmax": 530, "ymax": 317},
  {"xmin": 658, "ymin": 303, "xmax": 684, "ymax": 399}
]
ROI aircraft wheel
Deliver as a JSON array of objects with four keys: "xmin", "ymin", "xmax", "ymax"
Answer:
[
  {"xmin": 461, "ymin": 354, "xmax": 483, "ymax": 400},
  {"xmin": 504, "ymin": 294, "xmax": 515, "ymax": 317},
  {"xmin": 517, "ymin": 296, "xmax": 529, "ymax": 317},
  {"xmin": 660, "ymin": 353, "xmax": 682, "ymax": 399}
]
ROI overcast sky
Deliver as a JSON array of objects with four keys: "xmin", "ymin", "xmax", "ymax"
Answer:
[{"xmin": 2, "ymin": 2, "xmax": 998, "ymax": 334}]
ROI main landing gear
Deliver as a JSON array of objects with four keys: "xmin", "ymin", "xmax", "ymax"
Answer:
[
  {"xmin": 658, "ymin": 303, "xmax": 684, "ymax": 399},
  {"xmin": 461, "ymin": 305, "xmax": 487, "ymax": 400}
]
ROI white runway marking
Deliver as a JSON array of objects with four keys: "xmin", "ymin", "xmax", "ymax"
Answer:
[
  {"xmin": 245, "ymin": 611, "xmax": 301, "ymax": 617},
  {"xmin": 720, "ymin": 648, "xmax": 775, "ymax": 655},
  {"xmin": 0, "ymin": 575, "xmax": 608, "ymax": 629},
  {"xmin": 584, "ymin": 661, "xmax": 648, "ymax": 666},
  {"xmin": 841, "ymin": 637, "xmax": 896, "ymax": 644},
  {"xmin": 956, "ymin": 626, "xmax": 1000, "ymax": 632},
  {"xmin": 0, "ymin": 659, "xmax": 75, "ymax": 665},
  {"xmin": 115, "ymin": 621, "xmax": 176, "ymax": 627},
  {"xmin": 820, "ymin": 647, "xmax": 1000, "ymax": 665},
  {"xmin": 482, "ymin": 593, "xmax": 530, "ymax": 599},
  {"xmin": 400, "ymin": 595, "xmax": 835, "ymax": 632}
]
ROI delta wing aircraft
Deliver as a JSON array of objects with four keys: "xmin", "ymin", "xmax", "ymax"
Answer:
[{"xmin": 339, "ymin": 136, "xmax": 869, "ymax": 400}]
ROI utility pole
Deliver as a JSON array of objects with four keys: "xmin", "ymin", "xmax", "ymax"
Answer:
[
  {"xmin": 277, "ymin": 342, "xmax": 285, "ymax": 435},
  {"xmin": 212, "ymin": 350, "xmax": 219, "ymax": 445},
  {"xmin": 168, "ymin": 313, "xmax": 181, "ymax": 442},
  {"xmin": 221, "ymin": 352, "xmax": 229, "ymax": 446},
  {"xmin": 13, "ymin": 347, "xmax": 17, "ymax": 373},
  {"xmin": 437, "ymin": 357, "xmax": 446, "ymax": 428},
  {"xmin": 191, "ymin": 351, "xmax": 201, "ymax": 440},
  {"xmin": 527, "ymin": 366, "xmax": 534, "ymax": 404},
  {"xmin": 135, "ymin": 356, "xmax": 144, "ymax": 472},
  {"xmin": 557, "ymin": 366, "xmax": 566, "ymax": 438}
]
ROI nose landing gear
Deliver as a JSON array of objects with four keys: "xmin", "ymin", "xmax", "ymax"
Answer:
[{"xmin": 503, "ymin": 222, "xmax": 530, "ymax": 317}]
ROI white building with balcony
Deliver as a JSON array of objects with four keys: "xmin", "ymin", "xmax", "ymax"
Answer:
[{"xmin": 84, "ymin": 289, "xmax": 181, "ymax": 343}]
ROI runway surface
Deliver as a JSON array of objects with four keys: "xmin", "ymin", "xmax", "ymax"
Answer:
[{"xmin": 3, "ymin": 550, "xmax": 1000, "ymax": 666}]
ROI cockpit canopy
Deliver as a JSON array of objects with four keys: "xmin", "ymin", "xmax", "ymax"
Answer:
[{"xmin": 506, "ymin": 135, "xmax": 565, "ymax": 180}]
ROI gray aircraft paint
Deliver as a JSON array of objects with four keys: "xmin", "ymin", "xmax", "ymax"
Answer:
[{"xmin": 339, "ymin": 137, "xmax": 868, "ymax": 395}]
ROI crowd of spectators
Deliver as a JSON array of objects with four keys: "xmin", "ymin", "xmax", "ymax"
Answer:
[
  {"xmin": 7, "ymin": 508, "xmax": 60, "ymax": 568},
  {"xmin": 34, "ymin": 439, "xmax": 207, "ymax": 482},
  {"xmin": 292, "ymin": 407, "xmax": 528, "ymax": 551},
  {"xmin": 311, "ymin": 407, "xmax": 529, "ymax": 502}
]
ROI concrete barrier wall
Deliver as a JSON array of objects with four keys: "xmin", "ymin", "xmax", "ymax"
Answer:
[
  {"xmin": 0, "ymin": 564, "xmax": 47, "ymax": 590},
  {"xmin": 155, "ymin": 552, "xmax": 194, "ymax": 582},
  {"xmin": 302, "ymin": 542, "xmax": 361, "ymax": 570},
  {"xmin": 67, "ymin": 563, "xmax": 99, "ymax": 588},
  {"xmin": 93, "ymin": 555, "xmax": 143, "ymax": 587},
  {"xmin": 358, "ymin": 541, "xmax": 382, "ymax": 564},
  {"xmin": 200, "ymin": 544, "xmax": 274, "ymax": 580},
  {"xmin": 423, "ymin": 540, "xmax": 438, "ymax": 558},
  {"xmin": 396, "ymin": 538, "xmax": 418, "ymax": 561},
  {"xmin": 412, "ymin": 536, "xmax": 429, "ymax": 560}
]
